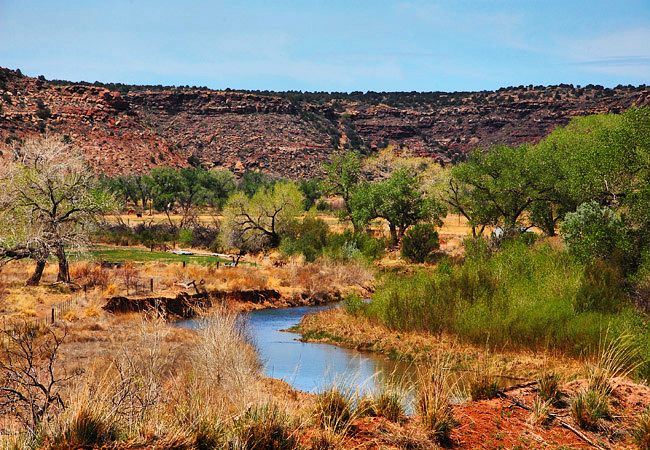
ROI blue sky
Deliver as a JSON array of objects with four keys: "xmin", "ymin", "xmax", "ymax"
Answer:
[{"xmin": 1, "ymin": 0, "xmax": 649, "ymax": 92}]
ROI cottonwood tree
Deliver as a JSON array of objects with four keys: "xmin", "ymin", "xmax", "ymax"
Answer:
[
  {"xmin": 448, "ymin": 144, "xmax": 546, "ymax": 234},
  {"xmin": 321, "ymin": 150, "xmax": 363, "ymax": 231},
  {"xmin": 0, "ymin": 135, "xmax": 115, "ymax": 284},
  {"xmin": 350, "ymin": 168, "xmax": 445, "ymax": 243},
  {"xmin": 221, "ymin": 182, "xmax": 303, "ymax": 252}
]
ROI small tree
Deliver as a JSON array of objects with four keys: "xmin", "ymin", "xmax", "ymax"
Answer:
[
  {"xmin": 321, "ymin": 150, "xmax": 363, "ymax": 231},
  {"xmin": 351, "ymin": 168, "xmax": 445, "ymax": 244},
  {"xmin": 221, "ymin": 182, "xmax": 303, "ymax": 253}
]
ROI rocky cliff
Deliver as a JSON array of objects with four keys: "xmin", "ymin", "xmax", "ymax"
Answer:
[{"xmin": 1, "ymin": 67, "xmax": 649, "ymax": 178}]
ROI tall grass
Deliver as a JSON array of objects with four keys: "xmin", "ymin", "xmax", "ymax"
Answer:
[
  {"xmin": 365, "ymin": 239, "xmax": 650, "ymax": 375},
  {"xmin": 415, "ymin": 360, "xmax": 458, "ymax": 443}
]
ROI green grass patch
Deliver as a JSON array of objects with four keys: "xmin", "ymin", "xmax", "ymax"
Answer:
[
  {"xmin": 70, "ymin": 246, "xmax": 232, "ymax": 266},
  {"xmin": 300, "ymin": 330, "xmax": 343, "ymax": 343}
]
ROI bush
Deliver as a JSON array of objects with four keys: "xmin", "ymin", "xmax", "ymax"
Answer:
[
  {"xmin": 561, "ymin": 201, "xmax": 627, "ymax": 263},
  {"xmin": 570, "ymin": 388, "xmax": 609, "ymax": 430},
  {"xmin": 179, "ymin": 229, "xmax": 193, "ymax": 247},
  {"xmin": 364, "ymin": 240, "xmax": 640, "ymax": 356},
  {"xmin": 400, "ymin": 224, "xmax": 439, "ymax": 263},
  {"xmin": 280, "ymin": 216, "xmax": 329, "ymax": 262},
  {"xmin": 631, "ymin": 408, "xmax": 650, "ymax": 450},
  {"xmin": 343, "ymin": 293, "xmax": 367, "ymax": 317},
  {"xmin": 574, "ymin": 259, "xmax": 625, "ymax": 313},
  {"xmin": 325, "ymin": 230, "xmax": 386, "ymax": 262}
]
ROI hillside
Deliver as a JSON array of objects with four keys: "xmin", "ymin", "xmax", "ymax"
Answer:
[{"xmin": 1, "ymin": 67, "xmax": 649, "ymax": 178}]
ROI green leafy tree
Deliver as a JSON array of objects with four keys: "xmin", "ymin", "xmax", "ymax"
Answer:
[
  {"xmin": 350, "ymin": 168, "xmax": 446, "ymax": 244},
  {"xmin": 239, "ymin": 170, "xmax": 275, "ymax": 197},
  {"xmin": 298, "ymin": 179, "xmax": 322, "ymax": 211},
  {"xmin": 321, "ymin": 150, "xmax": 363, "ymax": 231},
  {"xmin": 203, "ymin": 169, "xmax": 237, "ymax": 209},
  {"xmin": 150, "ymin": 167, "xmax": 185, "ymax": 226},
  {"xmin": 448, "ymin": 144, "xmax": 545, "ymax": 233}
]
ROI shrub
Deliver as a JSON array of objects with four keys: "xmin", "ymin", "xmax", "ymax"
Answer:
[
  {"xmin": 280, "ymin": 216, "xmax": 329, "ymax": 262},
  {"xmin": 325, "ymin": 230, "xmax": 385, "ymax": 262},
  {"xmin": 179, "ymin": 228, "xmax": 193, "ymax": 247},
  {"xmin": 561, "ymin": 201, "xmax": 626, "ymax": 263},
  {"xmin": 570, "ymin": 388, "xmax": 609, "ymax": 430},
  {"xmin": 574, "ymin": 259, "xmax": 625, "ymax": 313},
  {"xmin": 363, "ymin": 240, "xmax": 644, "ymax": 357},
  {"xmin": 312, "ymin": 387, "xmax": 355, "ymax": 434},
  {"xmin": 343, "ymin": 292, "xmax": 367, "ymax": 317},
  {"xmin": 230, "ymin": 404, "xmax": 298, "ymax": 450},
  {"xmin": 400, "ymin": 223, "xmax": 439, "ymax": 263},
  {"xmin": 631, "ymin": 408, "xmax": 650, "ymax": 450}
]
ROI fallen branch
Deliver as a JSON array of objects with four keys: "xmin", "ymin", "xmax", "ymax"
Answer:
[{"xmin": 497, "ymin": 390, "xmax": 608, "ymax": 450}]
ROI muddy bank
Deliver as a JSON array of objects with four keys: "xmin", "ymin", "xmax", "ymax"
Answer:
[{"xmin": 103, "ymin": 288, "xmax": 339, "ymax": 317}]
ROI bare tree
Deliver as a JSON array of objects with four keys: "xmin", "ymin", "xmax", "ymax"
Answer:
[
  {"xmin": 0, "ymin": 326, "xmax": 79, "ymax": 435},
  {"xmin": 221, "ymin": 182, "xmax": 303, "ymax": 253},
  {"xmin": 0, "ymin": 135, "xmax": 115, "ymax": 285}
]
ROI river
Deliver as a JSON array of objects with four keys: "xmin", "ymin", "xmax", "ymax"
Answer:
[{"xmin": 177, "ymin": 303, "xmax": 410, "ymax": 394}]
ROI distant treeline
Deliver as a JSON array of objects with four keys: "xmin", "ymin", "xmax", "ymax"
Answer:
[
  {"xmin": 100, "ymin": 168, "xmax": 325, "ymax": 220},
  {"xmin": 43, "ymin": 73, "xmax": 648, "ymax": 108}
]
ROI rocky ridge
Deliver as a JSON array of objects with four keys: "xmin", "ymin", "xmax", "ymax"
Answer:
[{"xmin": 1, "ymin": 67, "xmax": 649, "ymax": 178}]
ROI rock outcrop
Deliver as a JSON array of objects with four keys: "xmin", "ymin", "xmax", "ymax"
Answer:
[{"xmin": 1, "ymin": 67, "xmax": 649, "ymax": 178}]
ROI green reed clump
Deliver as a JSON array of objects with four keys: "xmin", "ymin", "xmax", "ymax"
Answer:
[
  {"xmin": 230, "ymin": 404, "xmax": 299, "ymax": 450},
  {"xmin": 312, "ymin": 386, "xmax": 356, "ymax": 435},
  {"xmin": 364, "ymin": 239, "xmax": 649, "ymax": 365},
  {"xmin": 631, "ymin": 408, "xmax": 650, "ymax": 450}
]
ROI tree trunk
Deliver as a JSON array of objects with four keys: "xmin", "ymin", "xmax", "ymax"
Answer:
[
  {"xmin": 55, "ymin": 244, "xmax": 70, "ymax": 283},
  {"xmin": 388, "ymin": 224, "xmax": 398, "ymax": 246},
  {"xmin": 26, "ymin": 259, "xmax": 46, "ymax": 286}
]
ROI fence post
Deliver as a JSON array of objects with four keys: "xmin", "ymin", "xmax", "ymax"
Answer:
[
  {"xmin": 51, "ymin": 308, "xmax": 54, "ymax": 324},
  {"xmin": 150, "ymin": 278, "xmax": 154, "ymax": 292},
  {"xmin": 182, "ymin": 261, "xmax": 186, "ymax": 269}
]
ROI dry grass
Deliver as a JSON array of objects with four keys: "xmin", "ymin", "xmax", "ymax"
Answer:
[
  {"xmin": 415, "ymin": 360, "xmax": 458, "ymax": 443},
  {"xmin": 0, "ymin": 256, "xmax": 374, "ymax": 327},
  {"xmin": 297, "ymin": 307, "xmax": 585, "ymax": 381},
  {"xmin": 1, "ymin": 305, "xmax": 273, "ymax": 448}
]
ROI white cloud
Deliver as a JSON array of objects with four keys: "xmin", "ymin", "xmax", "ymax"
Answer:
[{"xmin": 564, "ymin": 28, "xmax": 650, "ymax": 78}]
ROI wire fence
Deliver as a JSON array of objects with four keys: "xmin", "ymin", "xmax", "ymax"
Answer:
[{"xmin": 1, "ymin": 297, "xmax": 77, "ymax": 346}]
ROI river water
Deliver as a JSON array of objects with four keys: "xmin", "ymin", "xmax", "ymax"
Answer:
[{"xmin": 178, "ymin": 304, "xmax": 410, "ymax": 394}]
